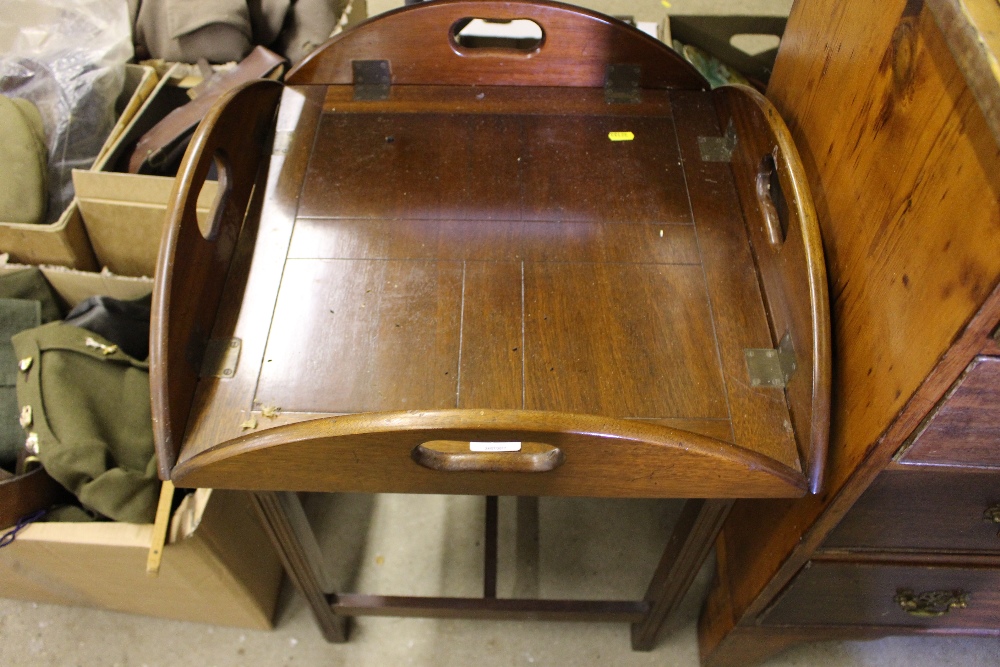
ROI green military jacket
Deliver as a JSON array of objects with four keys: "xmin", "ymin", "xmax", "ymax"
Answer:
[{"xmin": 12, "ymin": 322, "xmax": 158, "ymax": 524}]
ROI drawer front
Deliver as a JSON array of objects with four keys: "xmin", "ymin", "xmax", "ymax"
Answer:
[
  {"xmin": 760, "ymin": 561, "xmax": 1000, "ymax": 627},
  {"xmin": 825, "ymin": 469, "xmax": 1000, "ymax": 553},
  {"xmin": 899, "ymin": 356, "xmax": 1000, "ymax": 468}
]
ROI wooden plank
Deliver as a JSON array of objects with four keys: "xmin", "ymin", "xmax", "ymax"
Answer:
[
  {"xmin": 179, "ymin": 85, "xmax": 327, "ymax": 462},
  {"xmin": 484, "ymin": 496, "xmax": 499, "ymax": 599},
  {"xmin": 330, "ymin": 593, "xmax": 649, "ymax": 622},
  {"xmin": 256, "ymin": 258, "xmax": 463, "ymax": 413},
  {"xmin": 716, "ymin": 85, "xmax": 831, "ymax": 493},
  {"xmin": 287, "ymin": 219, "xmax": 702, "ymax": 265},
  {"xmin": 523, "ymin": 261, "xmax": 728, "ymax": 419},
  {"xmin": 631, "ymin": 499, "xmax": 734, "ymax": 650},
  {"xmin": 286, "ymin": 1, "xmax": 707, "ymax": 90},
  {"xmin": 172, "ymin": 410, "xmax": 807, "ymax": 498},
  {"xmin": 520, "ymin": 114, "xmax": 692, "ymax": 224},
  {"xmin": 458, "ymin": 261, "xmax": 523, "ymax": 410},
  {"xmin": 299, "ymin": 113, "xmax": 524, "ymax": 220},
  {"xmin": 251, "ymin": 491, "xmax": 346, "ymax": 642},
  {"xmin": 150, "ymin": 80, "xmax": 284, "ymax": 476},
  {"xmin": 899, "ymin": 357, "xmax": 1000, "ymax": 467},
  {"xmin": 702, "ymin": 0, "xmax": 1000, "ymax": 658},
  {"xmin": 669, "ymin": 90, "xmax": 800, "ymax": 470}
]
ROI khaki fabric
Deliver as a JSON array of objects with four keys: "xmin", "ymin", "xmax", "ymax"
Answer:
[
  {"xmin": 0, "ymin": 268, "xmax": 61, "ymax": 472},
  {"xmin": 0, "ymin": 267, "xmax": 63, "ymax": 324},
  {"xmin": 0, "ymin": 299, "xmax": 39, "ymax": 471},
  {"xmin": 274, "ymin": 0, "xmax": 346, "ymax": 64},
  {"xmin": 133, "ymin": 0, "xmax": 290, "ymax": 63},
  {"xmin": 12, "ymin": 323, "xmax": 158, "ymax": 524},
  {"xmin": 0, "ymin": 96, "xmax": 47, "ymax": 225}
]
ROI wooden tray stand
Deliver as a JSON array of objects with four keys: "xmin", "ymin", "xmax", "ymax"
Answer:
[{"xmin": 149, "ymin": 0, "xmax": 830, "ymax": 650}]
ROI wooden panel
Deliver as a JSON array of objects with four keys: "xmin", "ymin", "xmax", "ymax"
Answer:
[
  {"xmin": 824, "ymin": 468, "xmax": 1000, "ymax": 553},
  {"xmin": 670, "ymin": 90, "xmax": 800, "ymax": 471},
  {"xmin": 331, "ymin": 594, "xmax": 647, "ymax": 622},
  {"xmin": 760, "ymin": 560, "xmax": 1000, "ymax": 628},
  {"xmin": 171, "ymin": 410, "xmax": 807, "ymax": 498},
  {"xmin": 179, "ymin": 85, "xmax": 327, "ymax": 461},
  {"xmin": 520, "ymin": 115, "xmax": 692, "ymax": 224},
  {"xmin": 523, "ymin": 261, "xmax": 727, "ymax": 419},
  {"xmin": 256, "ymin": 259, "xmax": 463, "ymax": 413},
  {"xmin": 705, "ymin": 0, "xmax": 1000, "ymax": 644},
  {"xmin": 299, "ymin": 112, "xmax": 692, "ymax": 225},
  {"xmin": 717, "ymin": 85, "xmax": 831, "ymax": 493},
  {"xmin": 458, "ymin": 261, "xmax": 523, "ymax": 410},
  {"xmin": 299, "ymin": 113, "xmax": 524, "ymax": 221},
  {"xmin": 927, "ymin": 0, "xmax": 1000, "ymax": 146},
  {"xmin": 288, "ymin": 219, "xmax": 701, "ymax": 265},
  {"xmin": 150, "ymin": 80, "xmax": 284, "ymax": 477},
  {"xmin": 900, "ymin": 357, "xmax": 1000, "ymax": 467},
  {"xmin": 286, "ymin": 0, "xmax": 707, "ymax": 90},
  {"xmin": 766, "ymin": 0, "xmax": 1000, "ymax": 491}
]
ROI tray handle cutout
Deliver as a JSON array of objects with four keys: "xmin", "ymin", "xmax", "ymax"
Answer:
[
  {"xmin": 450, "ymin": 18, "xmax": 544, "ymax": 55},
  {"xmin": 413, "ymin": 440, "xmax": 564, "ymax": 473}
]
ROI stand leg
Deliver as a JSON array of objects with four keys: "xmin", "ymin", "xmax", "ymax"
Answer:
[
  {"xmin": 251, "ymin": 491, "xmax": 347, "ymax": 643},
  {"xmin": 631, "ymin": 499, "xmax": 734, "ymax": 651}
]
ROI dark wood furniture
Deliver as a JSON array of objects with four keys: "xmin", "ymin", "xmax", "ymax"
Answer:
[
  {"xmin": 148, "ymin": 0, "xmax": 830, "ymax": 649},
  {"xmin": 698, "ymin": 0, "xmax": 1000, "ymax": 664}
]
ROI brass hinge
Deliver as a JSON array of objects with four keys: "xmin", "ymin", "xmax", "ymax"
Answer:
[
  {"xmin": 352, "ymin": 60, "xmax": 391, "ymax": 101},
  {"xmin": 199, "ymin": 338, "xmax": 242, "ymax": 378},
  {"xmin": 698, "ymin": 119, "xmax": 737, "ymax": 162},
  {"xmin": 745, "ymin": 332, "xmax": 796, "ymax": 388},
  {"xmin": 604, "ymin": 64, "xmax": 642, "ymax": 104},
  {"xmin": 271, "ymin": 130, "xmax": 294, "ymax": 155}
]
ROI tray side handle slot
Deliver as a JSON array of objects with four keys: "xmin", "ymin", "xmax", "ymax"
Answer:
[
  {"xmin": 717, "ymin": 84, "xmax": 832, "ymax": 494},
  {"xmin": 286, "ymin": 0, "xmax": 708, "ymax": 91},
  {"xmin": 150, "ymin": 79, "xmax": 284, "ymax": 479},
  {"xmin": 170, "ymin": 410, "xmax": 808, "ymax": 498}
]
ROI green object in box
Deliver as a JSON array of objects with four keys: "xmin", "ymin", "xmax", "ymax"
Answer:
[
  {"xmin": 0, "ymin": 96, "xmax": 48, "ymax": 225},
  {"xmin": 12, "ymin": 322, "xmax": 158, "ymax": 524}
]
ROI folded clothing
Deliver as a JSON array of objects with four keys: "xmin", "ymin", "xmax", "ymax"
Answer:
[{"xmin": 12, "ymin": 323, "xmax": 158, "ymax": 524}]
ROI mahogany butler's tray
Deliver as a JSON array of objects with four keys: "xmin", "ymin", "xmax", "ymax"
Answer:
[{"xmin": 150, "ymin": 0, "xmax": 830, "ymax": 649}]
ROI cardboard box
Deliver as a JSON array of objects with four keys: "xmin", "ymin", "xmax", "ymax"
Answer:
[
  {"xmin": 73, "ymin": 170, "xmax": 218, "ymax": 277},
  {"xmin": 0, "ymin": 64, "xmax": 158, "ymax": 271},
  {"xmin": 0, "ymin": 262, "xmax": 283, "ymax": 629},
  {"xmin": 72, "ymin": 63, "xmax": 222, "ymax": 277},
  {"xmin": 0, "ymin": 488, "xmax": 282, "ymax": 629}
]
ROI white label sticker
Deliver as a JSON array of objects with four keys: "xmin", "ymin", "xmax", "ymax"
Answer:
[{"xmin": 469, "ymin": 441, "xmax": 522, "ymax": 453}]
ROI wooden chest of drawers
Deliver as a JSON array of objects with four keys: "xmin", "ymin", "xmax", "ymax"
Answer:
[{"xmin": 697, "ymin": 0, "xmax": 1000, "ymax": 664}]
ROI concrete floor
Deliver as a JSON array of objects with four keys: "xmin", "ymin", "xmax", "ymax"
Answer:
[
  {"xmin": 3, "ymin": 1, "xmax": 1000, "ymax": 665},
  {"xmin": 1, "ymin": 494, "xmax": 999, "ymax": 667}
]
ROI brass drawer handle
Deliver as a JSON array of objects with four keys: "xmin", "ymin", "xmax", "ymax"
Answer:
[
  {"xmin": 895, "ymin": 589, "xmax": 969, "ymax": 617},
  {"xmin": 982, "ymin": 504, "xmax": 1000, "ymax": 524}
]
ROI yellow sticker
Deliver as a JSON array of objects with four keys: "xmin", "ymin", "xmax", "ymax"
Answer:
[
  {"xmin": 661, "ymin": 0, "xmax": 672, "ymax": 7},
  {"xmin": 608, "ymin": 131, "xmax": 635, "ymax": 141}
]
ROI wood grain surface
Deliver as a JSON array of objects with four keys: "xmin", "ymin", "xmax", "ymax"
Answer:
[
  {"xmin": 701, "ymin": 0, "xmax": 1000, "ymax": 663},
  {"xmin": 823, "ymin": 468, "xmax": 1000, "ymax": 553},
  {"xmin": 898, "ymin": 356, "xmax": 1000, "ymax": 467},
  {"xmin": 159, "ymin": 82, "xmax": 828, "ymax": 491},
  {"xmin": 286, "ymin": 0, "xmax": 708, "ymax": 90},
  {"xmin": 759, "ymin": 559, "xmax": 1000, "ymax": 628},
  {"xmin": 150, "ymin": 79, "xmax": 284, "ymax": 477},
  {"xmin": 154, "ymin": 11, "xmax": 830, "ymax": 505}
]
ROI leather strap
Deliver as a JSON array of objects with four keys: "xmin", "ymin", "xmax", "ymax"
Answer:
[
  {"xmin": 127, "ymin": 46, "xmax": 286, "ymax": 174},
  {"xmin": 0, "ymin": 465, "xmax": 71, "ymax": 532}
]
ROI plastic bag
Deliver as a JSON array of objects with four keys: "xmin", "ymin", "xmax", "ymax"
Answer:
[{"xmin": 0, "ymin": 1, "xmax": 132, "ymax": 224}]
